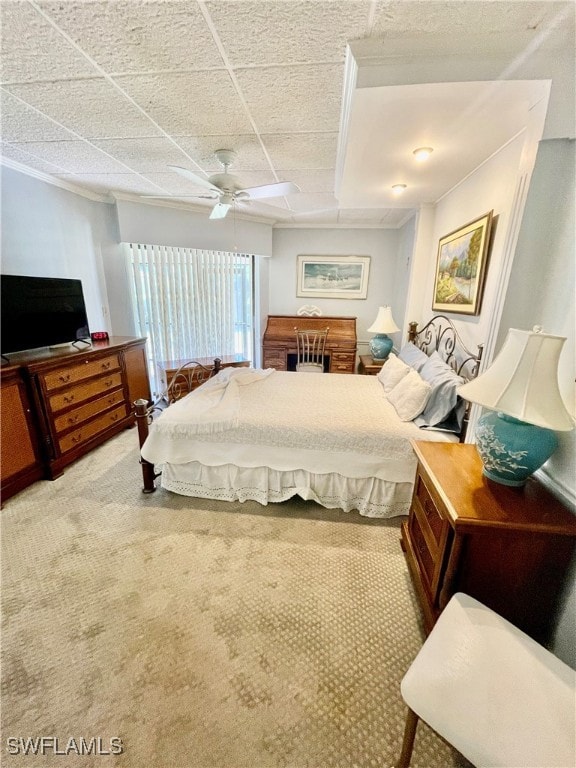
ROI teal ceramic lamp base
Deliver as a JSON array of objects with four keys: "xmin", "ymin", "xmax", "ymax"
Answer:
[
  {"xmin": 475, "ymin": 411, "xmax": 558, "ymax": 486},
  {"xmin": 369, "ymin": 334, "xmax": 394, "ymax": 361}
]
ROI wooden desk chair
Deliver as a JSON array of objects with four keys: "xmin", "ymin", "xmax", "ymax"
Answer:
[
  {"xmin": 398, "ymin": 593, "xmax": 575, "ymax": 768},
  {"xmin": 294, "ymin": 327, "xmax": 329, "ymax": 373}
]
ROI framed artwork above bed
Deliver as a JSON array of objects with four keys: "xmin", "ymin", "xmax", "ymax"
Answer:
[
  {"xmin": 296, "ymin": 255, "xmax": 370, "ymax": 299},
  {"xmin": 432, "ymin": 211, "xmax": 493, "ymax": 315}
]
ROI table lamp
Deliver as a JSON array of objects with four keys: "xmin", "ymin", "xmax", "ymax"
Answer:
[
  {"xmin": 457, "ymin": 327, "xmax": 574, "ymax": 486},
  {"xmin": 367, "ymin": 306, "xmax": 400, "ymax": 360}
]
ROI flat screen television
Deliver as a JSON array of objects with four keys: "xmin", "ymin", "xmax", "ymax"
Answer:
[{"xmin": 1, "ymin": 274, "xmax": 91, "ymax": 355}]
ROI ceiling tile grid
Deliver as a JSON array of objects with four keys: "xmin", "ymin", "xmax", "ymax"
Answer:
[{"xmin": 1, "ymin": 1, "xmax": 571, "ymax": 225}]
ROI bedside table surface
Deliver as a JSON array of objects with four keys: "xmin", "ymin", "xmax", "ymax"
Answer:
[
  {"xmin": 412, "ymin": 441, "xmax": 576, "ymax": 536},
  {"xmin": 358, "ymin": 354, "xmax": 386, "ymax": 375}
]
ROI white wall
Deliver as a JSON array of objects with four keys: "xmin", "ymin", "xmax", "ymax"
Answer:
[
  {"xmin": 270, "ymin": 227, "xmax": 402, "ymax": 359},
  {"xmin": 497, "ymin": 138, "xmax": 575, "ymax": 667},
  {"xmin": 408, "ymin": 133, "xmax": 525, "ymax": 356},
  {"xmin": 116, "ymin": 198, "xmax": 273, "ymax": 256},
  {"xmin": 0, "ymin": 166, "xmax": 116, "ymax": 335}
]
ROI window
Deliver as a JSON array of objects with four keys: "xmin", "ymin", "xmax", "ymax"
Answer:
[{"xmin": 126, "ymin": 243, "xmax": 253, "ymax": 394}]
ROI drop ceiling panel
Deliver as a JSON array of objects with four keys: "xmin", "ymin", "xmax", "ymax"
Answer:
[
  {"xmin": 0, "ymin": 0, "xmax": 97, "ymax": 83},
  {"xmin": 115, "ymin": 72, "xmax": 253, "ymax": 135},
  {"xmin": 291, "ymin": 209, "xmax": 339, "ymax": 224},
  {"xmin": 1, "ymin": 141, "xmax": 66, "ymax": 174},
  {"xmin": 288, "ymin": 170, "xmax": 335, "ymax": 194},
  {"xmin": 236, "ymin": 64, "xmax": 344, "ymax": 133},
  {"xmin": 206, "ymin": 0, "xmax": 370, "ymax": 67},
  {"xmin": 0, "ymin": 91, "xmax": 76, "ymax": 142},
  {"xmin": 287, "ymin": 192, "xmax": 339, "ymax": 213},
  {"xmin": 263, "ymin": 133, "xmax": 338, "ymax": 170},
  {"xmin": 4, "ymin": 78, "xmax": 163, "ymax": 139},
  {"xmin": 37, "ymin": 0, "xmax": 224, "ymax": 75},
  {"xmin": 54, "ymin": 172, "xmax": 162, "ymax": 195},
  {"xmin": 90, "ymin": 137, "xmax": 194, "ymax": 173},
  {"xmin": 174, "ymin": 135, "xmax": 269, "ymax": 171},
  {"xmin": 7, "ymin": 140, "xmax": 133, "ymax": 174},
  {"xmin": 137, "ymin": 171, "xmax": 211, "ymax": 195},
  {"xmin": 370, "ymin": 0, "xmax": 560, "ymax": 37}
]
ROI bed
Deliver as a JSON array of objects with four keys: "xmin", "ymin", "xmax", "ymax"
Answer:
[{"xmin": 135, "ymin": 315, "xmax": 483, "ymax": 518}]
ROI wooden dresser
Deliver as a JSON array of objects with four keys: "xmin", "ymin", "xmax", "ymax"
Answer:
[
  {"xmin": 401, "ymin": 441, "xmax": 576, "ymax": 646},
  {"xmin": 1, "ymin": 337, "xmax": 150, "ymax": 500},
  {"xmin": 262, "ymin": 315, "xmax": 357, "ymax": 373},
  {"xmin": 1, "ymin": 365, "xmax": 44, "ymax": 501}
]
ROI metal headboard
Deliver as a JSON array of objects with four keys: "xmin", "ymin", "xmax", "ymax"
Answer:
[
  {"xmin": 408, "ymin": 315, "xmax": 484, "ymax": 442},
  {"xmin": 408, "ymin": 315, "xmax": 483, "ymax": 382}
]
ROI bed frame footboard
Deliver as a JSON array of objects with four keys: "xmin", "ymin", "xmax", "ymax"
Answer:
[{"xmin": 134, "ymin": 358, "xmax": 222, "ymax": 493}]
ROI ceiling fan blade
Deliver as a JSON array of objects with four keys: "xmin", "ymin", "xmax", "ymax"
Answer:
[
  {"xmin": 209, "ymin": 202, "xmax": 231, "ymax": 220},
  {"xmin": 241, "ymin": 181, "xmax": 300, "ymax": 200},
  {"xmin": 168, "ymin": 165, "xmax": 220, "ymax": 193},
  {"xmin": 141, "ymin": 193, "xmax": 219, "ymax": 199}
]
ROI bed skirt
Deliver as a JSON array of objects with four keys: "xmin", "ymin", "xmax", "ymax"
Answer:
[{"xmin": 160, "ymin": 462, "xmax": 414, "ymax": 518}]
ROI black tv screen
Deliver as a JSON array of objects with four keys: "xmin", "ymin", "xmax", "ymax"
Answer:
[{"xmin": 1, "ymin": 275, "xmax": 91, "ymax": 355}]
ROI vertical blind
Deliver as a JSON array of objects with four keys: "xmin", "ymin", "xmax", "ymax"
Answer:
[{"xmin": 126, "ymin": 243, "xmax": 253, "ymax": 394}]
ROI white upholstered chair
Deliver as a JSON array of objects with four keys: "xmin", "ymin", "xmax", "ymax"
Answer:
[
  {"xmin": 398, "ymin": 592, "xmax": 576, "ymax": 768},
  {"xmin": 294, "ymin": 327, "xmax": 328, "ymax": 373}
]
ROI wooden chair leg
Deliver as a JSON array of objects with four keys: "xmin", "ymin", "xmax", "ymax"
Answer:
[{"xmin": 397, "ymin": 707, "xmax": 419, "ymax": 768}]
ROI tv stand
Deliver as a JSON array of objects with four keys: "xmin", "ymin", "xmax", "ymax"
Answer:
[{"xmin": 1, "ymin": 337, "xmax": 151, "ymax": 502}]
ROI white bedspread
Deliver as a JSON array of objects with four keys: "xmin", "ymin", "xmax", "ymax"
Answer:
[{"xmin": 142, "ymin": 369, "xmax": 456, "ymax": 484}]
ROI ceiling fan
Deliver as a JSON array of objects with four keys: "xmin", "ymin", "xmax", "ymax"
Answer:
[{"xmin": 144, "ymin": 149, "xmax": 300, "ymax": 219}]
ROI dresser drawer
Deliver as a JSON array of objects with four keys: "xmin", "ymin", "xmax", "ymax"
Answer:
[
  {"xmin": 58, "ymin": 405, "xmax": 128, "ymax": 453},
  {"xmin": 48, "ymin": 372, "xmax": 123, "ymax": 413},
  {"xmin": 414, "ymin": 473, "xmax": 447, "ymax": 550},
  {"xmin": 43, "ymin": 354, "xmax": 121, "ymax": 391},
  {"xmin": 408, "ymin": 512, "xmax": 436, "ymax": 596},
  {"xmin": 330, "ymin": 351, "xmax": 355, "ymax": 373},
  {"xmin": 409, "ymin": 468, "xmax": 452, "ymax": 604},
  {"xmin": 53, "ymin": 389, "xmax": 126, "ymax": 433}
]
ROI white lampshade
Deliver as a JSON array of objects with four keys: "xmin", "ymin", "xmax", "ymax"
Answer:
[
  {"xmin": 367, "ymin": 306, "xmax": 400, "ymax": 334},
  {"xmin": 457, "ymin": 327, "xmax": 574, "ymax": 431}
]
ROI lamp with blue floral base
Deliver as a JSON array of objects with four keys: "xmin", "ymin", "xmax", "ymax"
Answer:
[
  {"xmin": 458, "ymin": 327, "xmax": 574, "ymax": 486},
  {"xmin": 367, "ymin": 306, "xmax": 400, "ymax": 361}
]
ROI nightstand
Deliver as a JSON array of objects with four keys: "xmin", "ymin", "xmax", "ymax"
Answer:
[
  {"xmin": 401, "ymin": 441, "xmax": 576, "ymax": 645},
  {"xmin": 358, "ymin": 354, "xmax": 387, "ymax": 375}
]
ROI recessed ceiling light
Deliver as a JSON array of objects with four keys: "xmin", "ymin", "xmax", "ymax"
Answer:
[
  {"xmin": 413, "ymin": 147, "xmax": 434, "ymax": 161},
  {"xmin": 391, "ymin": 184, "xmax": 407, "ymax": 195}
]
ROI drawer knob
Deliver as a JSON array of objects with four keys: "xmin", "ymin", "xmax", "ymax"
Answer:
[
  {"xmin": 59, "ymin": 374, "xmax": 71, "ymax": 383},
  {"xmin": 63, "ymin": 395, "xmax": 75, "ymax": 404},
  {"xmin": 110, "ymin": 413, "xmax": 119, "ymax": 422},
  {"xmin": 105, "ymin": 379, "xmax": 114, "ymax": 387},
  {"xmin": 101, "ymin": 362, "xmax": 112, "ymax": 370},
  {"xmin": 68, "ymin": 415, "xmax": 79, "ymax": 425},
  {"xmin": 72, "ymin": 434, "xmax": 82, "ymax": 444}
]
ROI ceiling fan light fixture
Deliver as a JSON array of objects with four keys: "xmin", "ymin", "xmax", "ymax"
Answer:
[
  {"xmin": 392, "ymin": 184, "xmax": 407, "ymax": 195},
  {"xmin": 413, "ymin": 146, "xmax": 434, "ymax": 161}
]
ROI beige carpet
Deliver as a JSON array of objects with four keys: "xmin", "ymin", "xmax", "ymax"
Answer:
[{"xmin": 1, "ymin": 428, "xmax": 470, "ymax": 768}]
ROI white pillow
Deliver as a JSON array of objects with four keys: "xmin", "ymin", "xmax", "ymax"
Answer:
[
  {"xmin": 387, "ymin": 369, "xmax": 432, "ymax": 421},
  {"xmin": 377, "ymin": 354, "xmax": 411, "ymax": 393}
]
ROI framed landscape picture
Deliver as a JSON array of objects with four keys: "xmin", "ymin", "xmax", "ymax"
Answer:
[
  {"xmin": 296, "ymin": 255, "xmax": 370, "ymax": 299},
  {"xmin": 432, "ymin": 211, "xmax": 493, "ymax": 315}
]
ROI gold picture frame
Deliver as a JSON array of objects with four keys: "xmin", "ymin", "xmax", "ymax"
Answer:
[{"xmin": 432, "ymin": 211, "xmax": 493, "ymax": 316}]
